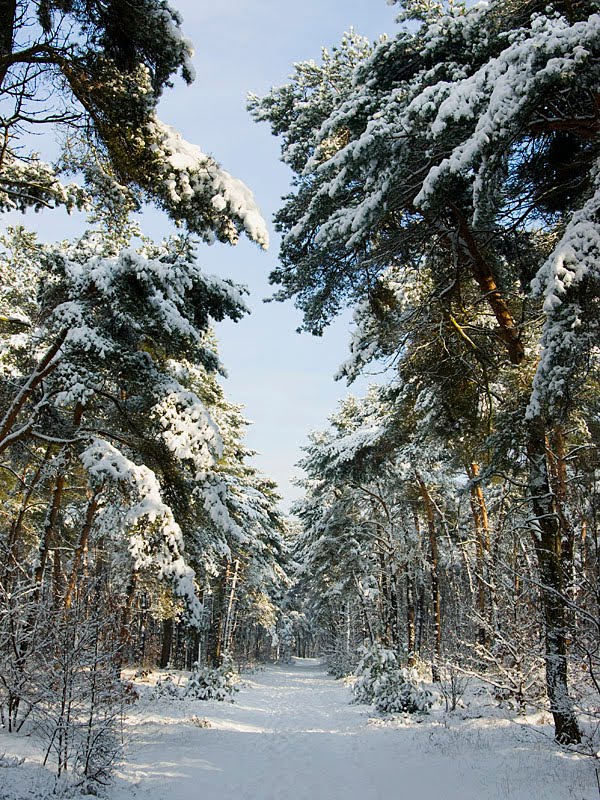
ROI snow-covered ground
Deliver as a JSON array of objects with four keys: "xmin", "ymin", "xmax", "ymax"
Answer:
[
  {"xmin": 1, "ymin": 658, "xmax": 596, "ymax": 799},
  {"xmin": 112, "ymin": 658, "xmax": 593, "ymax": 800}
]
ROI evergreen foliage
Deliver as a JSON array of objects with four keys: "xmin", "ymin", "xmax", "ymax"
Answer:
[
  {"xmin": 152, "ymin": 656, "xmax": 239, "ymax": 702},
  {"xmin": 255, "ymin": 0, "xmax": 600, "ymax": 744},
  {"xmin": 0, "ymin": 1, "xmax": 288, "ymax": 788},
  {"xmin": 1, "ymin": 0, "xmax": 268, "ymax": 245},
  {"xmin": 185, "ymin": 656, "xmax": 239, "ymax": 701},
  {"xmin": 353, "ymin": 643, "xmax": 432, "ymax": 714}
]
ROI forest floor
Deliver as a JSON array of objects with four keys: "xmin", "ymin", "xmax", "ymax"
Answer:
[
  {"xmin": 111, "ymin": 657, "xmax": 594, "ymax": 800},
  {"xmin": 0, "ymin": 657, "xmax": 596, "ymax": 799}
]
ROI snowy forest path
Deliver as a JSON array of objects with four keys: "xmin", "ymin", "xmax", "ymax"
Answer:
[{"xmin": 111, "ymin": 658, "xmax": 587, "ymax": 800}]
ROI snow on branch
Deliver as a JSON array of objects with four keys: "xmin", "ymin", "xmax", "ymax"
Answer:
[
  {"xmin": 414, "ymin": 14, "xmax": 600, "ymax": 214},
  {"xmin": 147, "ymin": 0, "xmax": 197, "ymax": 84},
  {"xmin": 80, "ymin": 437, "xmax": 203, "ymax": 624},
  {"xmin": 0, "ymin": 153, "xmax": 88, "ymax": 213},
  {"xmin": 153, "ymin": 383, "xmax": 223, "ymax": 476},
  {"xmin": 195, "ymin": 474, "xmax": 248, "ymax": 551},
  {"xmin": 145, "ymin": 117, "xmax": 269, "ymax": 248},
  {"xmin": 528, "ymin": 176, "xmax": 600, "ymax": 417}
]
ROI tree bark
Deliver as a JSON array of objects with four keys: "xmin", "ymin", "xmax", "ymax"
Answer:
[
  {"xmin": 0, "ymin": 0, "xmax": 18, "ymax": 90},
  {"xmin": 159, "ymin": 617, "xmax": 174, "ymax": 668},
  {"xmin": 406, "ymin": 573, "xmax": 415, "ymax": 661},
  {"xmin": 207, "ymin": 563, "xmax": 229, "ymax": 666},
  {"xmin": 120, "ymin": 572, "xmax": 138, "ymax": 654},
  {"xmin": 547, "ymin": 425, "xmax": 575, "ymax": 615},
  {"xmin": 449, "ymin": 205, "xmax": 524, "ymax": 365},
  {"xmin": 526, "ymin": 416, "xmax": 581, "ymax": 744},
  {"xmin": 467, "ymin": 463, "xmax": 491, "ymax": 645},
  {"xmin": 64, "ymin": 488, "xmax": 102, "ymax": 609},
  {"xmin": 35, "ymin": 469, "xmax": 67, "ymax": 591},
  {"xmin": 223, "ymin": 558, "xmax": 240, "ymax": 654},
  {"xmin": 34, "ymin": 405, "xmax": 83, "ymax": 601},
  {"xmin": 416, "ymin": 474, "xmax": 442, "ymax": 676}
]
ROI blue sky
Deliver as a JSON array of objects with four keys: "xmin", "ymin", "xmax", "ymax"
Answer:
[
  {"xmin": 8, "ymin": 1, "xmax": 399, "ymax": 510},
  {"xmin": 156, "ymin": 1, "xmax": 401, "ymax": 510},
  {"xmin": 155, "ymin": 1, "xmax": 399, "ymax": 510}
]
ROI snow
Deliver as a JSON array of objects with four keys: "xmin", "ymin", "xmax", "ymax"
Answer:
[
  {"xmin": 80, "ymin": 438, "xmax": 203, "ymax": 624},
  {"xmin": 145, "ymin": 117, "xmax": 270, "ymax": 248},
  {"xmin": 153, "ymin": 1, "xmax": 196, "ymax": 83},
  {"xmin": 154, "ymin": 385, "xmax": 223, "ymax": 474},
  {"xmin": 277, "ymin": 7, "xmax": 600, "ymax": 261},
  {"xmin": 527, "ymin": 180, "xmax": 600, "ymax": 418},
  {"xmin": 0, "ymin": 658, "xmax": 595, "ymax": 799},
  {"xmin": 0, "ymin": 153, "xmax": 87, "ymax": 213},
  {"xmin": 106, "ymin": 659, "xmax": 592, "ymax": 800},
  {"xmin": 413, "ymin": 13, "xmax": 600, "ymax": 215}
]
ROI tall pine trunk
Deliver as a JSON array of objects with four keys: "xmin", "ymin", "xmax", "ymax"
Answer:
[
  {"xmin": 547, "ymin": 425, "xmax": 576, "ymax": 629},
  {"xmin": 159, "ymin": 618, "xmax": 174, "ymax": 669},
  {"xmin": 416, "ymin": 474, "xmax": 442, "ymax": 678},
  {"xmin": 526, "ymin": 417, "xmax": 581, "ymax": 744},
  {"xmin": 207, "ymin": 563, "xmax": 229, "ymax": 666},
  {"xmin": 467, "ymin": 463, "xmax": 491, "ymax": 645}
]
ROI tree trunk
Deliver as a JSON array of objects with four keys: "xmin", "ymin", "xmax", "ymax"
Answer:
[
  {"xmin": 416, "ymin": 474, "xmax": 442, "ymax": 676},
  {"xmin": 34, "ymin": 405, "xmax": 83, "ymax": 599},
  {"xmin": 547, "ymin": 425, "xmax": 576, "ymax": 623},
  {"xmin": 378, "ymin": 549, "xmax": 393, "ymax": 646},
  {"xmin": 527, "ymin": 417, "xmax": 581, "ymax": 744},
  {"xmin": 64, "ymin": 488, "xmax": 102, "ymax": 609},
  {"xmin": 467, "ymin": 463, "xmax": 490, "ymax": 645},
  {"xmin": 406, "ymin": 572, "xmax": 415, "ymax": 661},
  {"xmin": 0, "ymin": 0, "xmax": 17, "ymax": 90},
  {"xmin": 353, "ymin": 573, "xmax": 375, "ymax": 645},
  {"xmin": 120, "ymin": 572, "xmax": 138, "ymax": 655},
  {"xmin": 208, "ymin": 563, "xmax": 229, "ymax": 666},
  {"xmin": 223, "ymin": 558, "xmax": 240, "ymax": 654},
  {"xmin": 35, "ymin": 469, "xmax": 67, "ymax": 592},
  {"xmin": 449, "ymin": 205, "xmax": 524, "ymax": 364}
]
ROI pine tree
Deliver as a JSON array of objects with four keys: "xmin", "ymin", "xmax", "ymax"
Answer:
[
  {"xmin": 253, "ymin": 0, "xmax": 600, "ymax": 741},
  {"xmin": 0, "ymin": 1, "xmax": 288, "ymax": 758},
  {"xmin": 1, "ymin": 0, "xmax": 268, "ymax": 246}
]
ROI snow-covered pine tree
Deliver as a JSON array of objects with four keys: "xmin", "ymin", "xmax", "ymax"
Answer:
[
  {"xmin": 0, "ymin": 0, "xmax": 280, "ymax": 616},
  {"xmin": 154, "ymin": 361, "xmax": 290, "ymax": 667},
  {"xmin": 1, "ymin": 0, "xmax": 268, "ymax": 246},
  {"xmin": 253, "ymin": 0, "xmax": 600, "ymax": 743},
  {"xmin": 293, "ymin": 387, "xmax": 468, "ymax": 676},
  {"xmin": 0, "ymin": 1, "xmax": 288, "ymax": 762}
]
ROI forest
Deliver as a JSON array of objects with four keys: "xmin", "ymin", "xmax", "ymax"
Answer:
[{"xmin": 0, "ymin": 0, "xmax": 599, "ymax": 796}]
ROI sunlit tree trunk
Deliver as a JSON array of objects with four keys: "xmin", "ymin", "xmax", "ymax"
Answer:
[
  {"xmin": 64, "ymin": 488, "xmax": 102, "ymax": 610},
  {"xmin": 406, "ymin": 572, "xmax": 416, "ymax": 660},
  {"xmin": 223, "ymin": 558, "xmax": 241, "ymax": 653},
  {"xmin": 207, "ymin": 561, "xmax": 229, "ymax": 665},
  {"xmin": 159, "ymin": 617, "xmax": 174, "ymax": 668},
  {"xmin": 467, "ymin": 463, "xmax": 490, "ymax": 645},
  {"xmin": 35, "ymin": 468, "xmax": 67, "ymax": 594}
]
